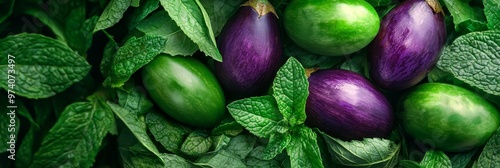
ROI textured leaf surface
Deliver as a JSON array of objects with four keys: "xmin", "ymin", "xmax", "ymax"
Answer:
[
  {"xmin": 30, "ymin": 100, "xmax": 115, "ymax": 168},
  {"xmin": 437, "ymin": 30, "xmax": 500, "ymax": 96},
  {"xmin": 194, "ymin": 149, "xmax": 246, "ymax": 168},
  {"xmin": 198, "ymin": 0, "xmax": 243, "ymax": 36},
  {"xmin": 103, "ymin": 35, "xmax": 166, "ymax": 87},
  {"xmin": 160, "ymin": 0, "xmax": 222, "ymax": 61},
  {"xmin": 484, "ymin": 0, "xmax": 500, "ymax": 30},
  {"xmin": 94, "ymin": 0, "xmax": 131, "ymax": 32},
  {"xmin": 272, "ymin": 57, "xmax": 308, "ymax": 126},
  {"xmin": 227, "ymin": 96, "xmax": 282, "ymax": 138},
  {"xmin": 450, "ymin": 149, "xmax": 477, "ymax": 168},
  {"xmin": 225, "ymin": 134, "xmax": 257, "ymax": 159},
  {"xmin": 442, "ymin": 0, "xmax": 487, "ymax": 32},
  {"xmin": 136, "ymin": 11, "xmax": 198, "ymax": 56},
  {"xmin": 117, "ymin": 88, "xmax": 153, "ymax": 115},
  {"xmin": 321, "ymin": 132, "xmax": 400, "ymax": 167},
  {"xmin": 420, "ymin": 150, "xmax": 452, "ymax": 168},
  {"xmin": 263, "ymin": 133, "xmax": 290, "ymax": 160},
  {"xmin": 180, "ymin": 131, "xmax": 212, "ymax": 157},
  {"xmin": 0, "ymin": 33, "xmax": 91, "ymax": 98},
  {"xmin": 146, "ymin": 111, "xmax": 191, "ymax": 153},
  {"xmin": 128, "ymin": 0, "xmax": 160, "ymax": 29},
  {"xmin": 286, "ymin": 127, "xmax": 323, "ymax": 168},
  {"xmin": 473, "ymin": 127, "xmax": 500, "ymax": 168}
]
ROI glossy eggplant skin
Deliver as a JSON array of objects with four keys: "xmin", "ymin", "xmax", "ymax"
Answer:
[
  {"xmin": 368, "ymin": 0, "xmax": 446, "ymax": 91},
  {"xmin": 214, "ymin": 5, "xmax": 282, "ymax": 99},
  {"xmin": 306, "ymin": 69, "xmax": 394, "ymax": 140}
]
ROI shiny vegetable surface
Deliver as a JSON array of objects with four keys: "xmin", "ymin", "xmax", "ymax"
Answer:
[
  {"xmin": 368, "ymin": 0, "xmax": 446, "ymax": 91},
  {"xmin": 284, "ymin": 0, "xmax": 380, "ymax": 56},
  {"xmin": 399, "ymin": 83, "xmax": 500, "ymax": 152},
  {"xmin": 306, "ymin": 69, "xmax": 394, "ymax": 140},
  {"xmin": 142, "ymin": 54, "xmax": 226, "ymax": 128}
]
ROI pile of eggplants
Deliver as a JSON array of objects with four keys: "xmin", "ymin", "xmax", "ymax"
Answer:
[{"xmin": 216, "ymin": 0, "xmax": 447, "ymax": 141}]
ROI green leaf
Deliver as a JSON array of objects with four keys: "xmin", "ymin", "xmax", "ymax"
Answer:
[
  {"xmin": 131, "ymin": 0, "xmax": 140, "ymax": 7},
  {"xmin": 227, "ymin": 95, "xmax": 282, "ymax": 138},
  {"xmin": 146, "ymin": 111, "xmax": 192, "ymax": 154},
  {"xmin": 198, "ymin": 0, "xmax": 244, "ymax": 36},
  {"xmin": 160, "ymin": 0, "xmax": 222, "ymax": 61},
  {"xmin": 284, "ymin": 40, "xmax": 344, "ymax": 69},
  {"xmin": 225, "ymin": 134, "xmax": 257, "ymax": 159},
  {"xmin": 364, "ymin": 0, "xmax": 394, "ymax": 7},
  {"xmin": 136, "ymin": 11, "xmax": 198, "ymax": 56},
  {"xmin": 0, "ymin": 0, "xmax": 14, "ymax": 23},
  {"xmin": 118, "ymin": 129, "xmax": 165, "ymax": 168},
  {"xmin": 211, "ymin": 118, "xmax": 244, "ymax": 136},
  {"xmin": 103, "ymin": 35, "xmax": 167, "ymax": 87},
  {"xmin": 272, "ymin": 57, "xmax": 308, "ymax": 126},
  {"xmin": 161, "ymin": 153, "xmax": 196, "ymax": 167},
  {"xmin": 286, "ymin": 126, "xmax": 323, "ymax": 168},
  {"xmin": 0, "ymin": 33, "xmax": 91, "ymax": 98},
  {"xmin": 30, "ymin": 99, "xmax": 115, "ymax": 168},
  {"xmin": 399, "ymin": 160, "xmax": 422, "ymax": 168},
  {"xmin": 181, "ymin": 130, "xmax": 213, "ymax": 157},
  {"xmin": 211, "ymin": 134, "xmax": 232, "ymax": 152},
  {"xmin": 63, "ymin": 5, "xmax": 98, "ymax": 55},
  {"xmin": 21, "ymin": 7, "xmax": 66, "ymax": 41},
  {"xmin": 340, "ymin": 50, "xmax": 369, "ymax": 77},
  {"xmin": 94, "ymin": 0, "xmax": 131, "ymax": 32},
  {"xmin": 473, "ymin": 127, "xmax": 500, "ymax": 168},
  {"xmin": 117, "ymin": 88, "xmax": 153, "ymax": 115},
  {"xmin": 195, "ymin": 149, "xmax": 246, "ymax": 168},
  {"xmin": 449, "ymin": 149, "xmax": 477, "ymax": 168},
  {"xmin": 442, "ymin": 0, "xmax": 487, "ymax": 33},
  {"xmin": 483, "ymin": 0, "xmax": 500, "ymax": 30},
  {"xmin": 245, "ymin": 146, "xmax": 282, "ymax": 167},
  {"xmin": 127, "ymin": 0, "xmax": 160, "ymax": 30},
  {"xmin": 320, "ymin": 131, "xmax": 400, "ymax": 167},
  {"xmin": 263, "ymin": 133, "xmax": 290, "ymax": 160},
  {"xmin": 17, "ymin": 125, "xmax": 35, "ymax": 168},
  {"xmin": 437, "ymin": 30, "xmax": 500, "ymax": 96},
  {"xmin": 420, "ymin": 150, "xmax": 452, "ymax": 168},
  {"xmin": 100, "ymin": 34, "xmax": 119, "ymax": 77},
  {"xmin": 107, "ymin": 102, "xmax": 164, "ymax": 166}
]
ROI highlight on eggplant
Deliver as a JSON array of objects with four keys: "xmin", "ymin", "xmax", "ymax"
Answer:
[
  {"xmin": 214, "ymin": 0, "xmax": 283, "ymax": 99},
  {"xmin": 368, "ymin": 0, "xmax": 446, "ymax": 91},
  {"xmin": 306, "ymin": 69, "xmax": 394, "ymax": 140}
]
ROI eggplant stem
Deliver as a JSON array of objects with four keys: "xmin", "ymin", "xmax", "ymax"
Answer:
[
  {"xmin": 242, "ymin": 0, "xmax": 279, "ymax": 18},
  {"xmin": 425, "ymin": 0, "xmax": 444, "ymax": 16}
]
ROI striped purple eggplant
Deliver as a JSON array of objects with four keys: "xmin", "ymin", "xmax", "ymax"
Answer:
[
  {"xmin": 214, "ymin": 0, "xmax": 282, "ymax": 98},
  {"xmin": 306, "ymin": 69, "xmax": 394, "ymax": 140},
  {"xmin": 368, "ymin": 0, "xmax": 446, "ymax": 91}
]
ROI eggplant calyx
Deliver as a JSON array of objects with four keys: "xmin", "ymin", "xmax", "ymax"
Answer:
[
  {"xmin": 425, "ymin": 0, "xmax": 444, "ymax": 16},
  {"xmin": 242, "ymin": 0, "xmax": 278, "ymax": 18},
  {"xmin": 305, "ymin": 67, "xmax": 319, "ymax": 78}
]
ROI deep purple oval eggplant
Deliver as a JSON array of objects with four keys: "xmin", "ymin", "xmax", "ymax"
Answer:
[
  {"xmin": 306, "ymin": 69, "xmax": 394, "ymax": 140},
  {"xmin": 368, "ymin": 0, "xmax": 446, "ymax": 91},
  {"xmin": 214, "ymin": 0, "xmax": 282, "ymax": 98}
]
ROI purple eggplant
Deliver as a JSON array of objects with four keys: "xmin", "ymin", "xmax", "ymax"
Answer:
[
  {"xmin": 214, "ymin": 0, "xmax": 282, "ymax": 98},
  {"xmin": 368, "ymin": 0, "xmax": 446, "ymax": 91},
  {"xmin": 306, "ymin": 69, "xmax": 393, "ymax": 140}
]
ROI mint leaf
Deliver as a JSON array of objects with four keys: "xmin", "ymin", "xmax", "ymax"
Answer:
[
  {"xmin": 103, "ymin": 35, "xmax": 167, "ymax": 87},
  {"xmin": 340, "ymin": 50, "xmax": 369, "ymax": 77},
  {"xmin": 246, "ymin": 146, "xmax": 282, "ymax": 167},
  {"xmin": 227, "ymin": 96, "xmax": 282, "ymax": 138},
  {"xmin": 399, "ymin": 160, "xmax": 422, "ymax": 168},
  {"xmin": 117, "ymin": 88, "xmax": 153, "ymax": 115},
  {"xmin": 225, "ymin": 134, "xmax": 257, "ymax": 159},
  {"xmin": 107, "ymin": 102, "xmax": 164, "ymax": 166},
  {"xmin": 146, "ymin": 111, "xmax": 192, "ymax": 154},
  {"xmin": 484, "ymin": 0, "xmax": 500, "ymax": 30},
  {"xmin": 437, "ymin": 30, "xmax": 500, "ymax": 96},
  {"xmin": 0, "ymin": 33, "xmax": 91, "ymax": 98},
  {"xmin": 272, "ymin": 57, "xmax": 308, "ymax": 126},
  {"xmin": 442, "ymin": 0, "xmax": 487, "ymax": 33},
  {"xmin": 211, "ymin": 118, "xmax": 244, "ymax": 136},
  {"xmin": 199, "ymin": 0, "xmax": 243, "ymax": 36},
  {"xmin": 18, "ymin": 125, "xmax": 35, "ymax": 168},
  {"xmin": 136, "ymin": 11, "xmax": 198, "ymax": 56},
  {"xmin": 181, "ymin": 130, "xmax": 213, "ymax": 157},
  {"xmin": 0, "ymin": 0, "xmax": 14, "ymax": 23},
  {"xmin": 100, "ymin": 33, "xmax": 118, "ymax": 77},
  {"xmin": 127, "ymin": 0, "xmax": 160, "ymax": 30},
  {"xmin": 212, "ymin": 134, "xmax": 232, "ymax": 152},
  {"xmin": 195, "ymin": 149, "xmax": 246, "ymax": 168},
  {"xmin": 118, "ymin": 129, "xmax": 165, "ymax": 168},
  {"xmin": 94, "ymin": 0, "xmax": 131, "ymax": 32},
  {"xmin": 473, "ymin": 127, "xmax": 500, "ymax": 168},
  {"xmin": 420, "ymin": 150, "xmax": 452, "ymax": 168},
  {"xmin": 161, "ymin": 153, "xmax": 195, "ymax": 167},
  {"xmin": 449, "ymin": 149, "xmax": 476, "ymax": 168},
  {"xmin": 263, "ymin": 133, "xmax": 291, "ymax": 160},
  {"xmin": 286, "ymin": 126, "xmax": 323, "ymax": 168},
  {"xmin": 365, "ymin": 0, "xmax": 394, "ymax": 7},
  {"xmin": 160, "ymin": 0, "xmax": 222, "ymax": 61},
  {"xmin": 31, "ymin": 99, "xmax": 115, "ymax": 168},
  {"xmin": 22, "ymin": 7, "xmax": 66, "ymax": 41},
  {"xmin": 64, "ymin": 7, "xmax": 99, "ymax": 55},
  {"xmin": 320, "ymin": 131, "xmax": 400, "ymax": 167}
]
